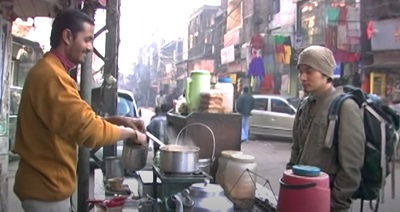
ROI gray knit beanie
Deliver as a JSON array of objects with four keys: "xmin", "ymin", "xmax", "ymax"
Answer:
[{"xmin": 297, "ymin": 45, "xmax": 336, "ymax": 78}]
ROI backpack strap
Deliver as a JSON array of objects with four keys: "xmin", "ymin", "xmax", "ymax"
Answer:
[{"xmin": 325, "ymin": 94, "xmax": 358, "ymax": 148}]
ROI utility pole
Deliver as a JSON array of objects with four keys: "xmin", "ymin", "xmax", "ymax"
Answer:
[
  {"xmin": 77, "ymin": 1, "xmax": 96, "ymax": 211},
  {"xmin": 102, "ymin": 0, "xmax": 120, "ymax": 159}
]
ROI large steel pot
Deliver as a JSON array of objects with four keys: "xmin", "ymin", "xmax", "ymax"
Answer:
[
  {"xmin": 160, "ymin": 144, "xmax": 200, "ymax": 173},
  {"xmin": 159, "ymin": 123, "xmax": 215, "ymax": 174}
]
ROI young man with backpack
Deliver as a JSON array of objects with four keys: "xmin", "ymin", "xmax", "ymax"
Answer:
[{"xmin": 287, "ymin": 45, "xmax": 366, "ymax": 212}]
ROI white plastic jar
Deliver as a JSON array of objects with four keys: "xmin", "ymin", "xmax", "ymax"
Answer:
[
  {"xmin": 215, "ymin": 77, "xmax": 234, "ymax": 113},
  {"xmin": 224, "ymin": 154, "xmax": 257, "ymax": 209},
  {"xmin": 215, "ymin": 150, "xmax": 243, "ymax": 188}
]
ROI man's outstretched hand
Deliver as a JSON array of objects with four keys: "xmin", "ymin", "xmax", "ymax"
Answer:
[{"xmin": 106, "ymin": 116, "xmax": 146, "ymax": 132}]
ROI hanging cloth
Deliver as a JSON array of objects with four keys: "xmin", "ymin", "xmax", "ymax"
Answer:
[
  {"xmin": 248, "ymin": 57, "xmax": 265, "ymax": 78},
  {"xmin": 260, "ymin": 73, "xmax": 274, "ymax": 90},
  {"xmin": 367, "ymin": 20, "xmax": 374, "ymax": 39},
  {"xmin": 326, "ymin": 6, "xmax": 339, "ymax": 26},
  {"xmin": 251, "ymin": 34, "xmax": 265, "ymax": 51}
]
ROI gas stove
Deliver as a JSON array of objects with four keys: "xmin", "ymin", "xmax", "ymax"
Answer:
[
  {"xmin": 151, "ymin": 165, "xmax": 212, "ymax": 212},
  {"xmin": 154, "ymin": 165, "xmax": 212, "ymax": 181}
]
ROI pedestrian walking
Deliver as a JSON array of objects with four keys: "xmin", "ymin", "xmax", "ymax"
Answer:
[
  {"xmin": 286, "ymin": 45, "xmax": 365, "ymax": 212},
  {"xmin": 155, "ymin": 90, "xmax": 166, "ymax": 107},
  {"xmin": 236, "ymin": 87, "xmax": 255, "ymax": 142},
  {"xmin": 13, "ymin": 9, "xmax": 148, "ymax": 212},
  {"xmin": 147, "ymin": 103, "xmax": 171, "ymax": 158}
]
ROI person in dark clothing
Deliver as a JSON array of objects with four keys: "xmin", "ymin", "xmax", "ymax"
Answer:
[
  {"xmin": 147, "ymin": 103, "xmax": 172, "ymax": 158},
  {"xmin": 151, "ymin": 106, "xmax": 161, "ymax": 121},
  {"xmin": 236, "ymin": 87, "xmax": 255, "ymax": 142}
]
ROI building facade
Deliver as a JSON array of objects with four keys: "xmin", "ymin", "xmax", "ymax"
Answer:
[
  {"xmin": 180, "ymin": 5, "xmax": 224, "ymax": 80},
  {"xmin": 362, "ymin": 0, "xmax": 400, "ymax": 103},
  {"xmin": 220, "ymin": 0, "xmax": 298, "ymax": 97},
  {"xmin": 296, "ymin": 0, "xmax": 362, "ymax": 91}
]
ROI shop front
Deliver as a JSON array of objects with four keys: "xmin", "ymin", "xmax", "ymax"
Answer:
[
  {"xmin": 298, "ymin": 0, "xmax": 362, "ymax": 88},
  {"xmin": 362, "ymin": 18, "xmax": 400, "ymax": 104},
  {"xmin": 364, "ymin": 52, "xmax": 400, "ymax": 104}
]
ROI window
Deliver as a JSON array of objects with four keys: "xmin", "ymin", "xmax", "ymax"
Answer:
[
  {"xmin": 254, "ymin": 98, "xmax": 268, "ymax": 110},
  {"xmin": 273, "ymin": 0, "xmax": 280, "ymax": 14},
  {"xmin": 117, "ymin": 96, "xmax": 136, "ymax": 117},
  {"xmin": 271, "ymin": 99, "xmax": 293, "ymax": 114}
]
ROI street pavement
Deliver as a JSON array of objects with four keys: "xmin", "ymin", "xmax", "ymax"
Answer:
[{"xmin": 6, "ymin": 108, "xmax": 400, "ymax": 211}]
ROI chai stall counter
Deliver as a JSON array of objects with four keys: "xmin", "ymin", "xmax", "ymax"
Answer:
[{"xmin": 166, "ymin": 112, "xmax": 242, "ymax": 178}]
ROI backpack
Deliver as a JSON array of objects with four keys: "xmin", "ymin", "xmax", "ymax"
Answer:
[{"xmin": 325, "ymin": 85, "xmax": 399, "ymax": 212}]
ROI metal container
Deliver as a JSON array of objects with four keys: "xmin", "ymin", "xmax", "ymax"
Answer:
[
  {"xmin": 121, "ymin": 140, "xmax": 148, "ymax": 171},
  {"xmin": 160, "ymin": 144, "xmax": 200, "ymax": 173},
  {"xmin": 198, "ymin": 158, "xmax": 211, "ymax": 174},
  {"xmin": 104, "ymin": 156, "xmax": 124, "ymax": 180},
  {"xmin": 160, "ymin": 123, "xmax": 216, "ymax": 174},
  {"xmin": 172, "ymin": 180, "xmax": 234, "ymax": 212}
]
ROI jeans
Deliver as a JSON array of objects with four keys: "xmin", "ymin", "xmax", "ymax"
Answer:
[
  {"xmin": 22, "ymin": 198, "xmax": 71, "ymax": 212},
  {"xmin": 241, "ymin": 116, "xmax": 250, "ymax": 141}
]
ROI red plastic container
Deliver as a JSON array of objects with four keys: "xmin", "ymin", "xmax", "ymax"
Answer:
[{"xmin": 277, "ymin": 169, "xmax": 331, "ymax": 212}]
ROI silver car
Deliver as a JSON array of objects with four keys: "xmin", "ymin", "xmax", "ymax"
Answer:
[
  {"xmin": 90, "ymin": 88, "xmax": 140, "ymax": 168},
  {"xmin": 249, "ymin": 95, "xmax": 300, "ymax": 138}
]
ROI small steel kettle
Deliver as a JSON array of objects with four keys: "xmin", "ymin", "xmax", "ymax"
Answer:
[{"xmin": 172, "ymin": 179, "xmax": 234, "ymax": 212}]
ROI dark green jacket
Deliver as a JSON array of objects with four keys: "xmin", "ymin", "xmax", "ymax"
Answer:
[
  {"xmin": 236, "ymin": 93, "xmax": 255, "ymax": 117},
  {"xmin": 287, "ymin": 87, "xmax": 365, "ymax": 212}
]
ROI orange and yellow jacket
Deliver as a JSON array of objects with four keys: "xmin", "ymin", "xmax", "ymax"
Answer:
[{"xmin": 14, "ymin": 53, "xmax": 120, "ymax": 201}]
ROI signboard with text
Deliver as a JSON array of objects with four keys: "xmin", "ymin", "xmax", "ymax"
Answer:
[{"xmin": 221, "ymin": 45, "xmax": 235, "ymax": 64}]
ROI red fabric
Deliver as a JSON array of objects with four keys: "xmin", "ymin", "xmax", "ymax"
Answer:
[
  {"xmin": 334, "ymin": 50, "xmax": 359, "ymax": 63},
  {"xmin": 361, "ymin": 74, "xmax": 370, "ymax": 93},
  {"xmin": 275, "ymin": 45, "xmax": 285, "ymax": 53},
  {"xmin": 50, "ymin": 50, "xmax": 76, "ymax": 71},
  {"xmin": 251, "ymin": 34, "xmax": 265, "ymax": 50},
  {"xmin": 325, "ymin": 26, "xmax": 337, "ymax": 50},
  {"xmin": 338, "ymin": 6, "xmax": 347, "ymax": 23},
  {"xmin": 260, "ymin": 74, "xmax": 274, "ymax": 90},
  {"xmin": 367, "ymin": 21, "xmax": 374, "ymax": 39}
]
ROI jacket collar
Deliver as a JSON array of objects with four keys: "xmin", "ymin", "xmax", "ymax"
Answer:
[
  {"xmin": 309, "ymin": 86, "xmax": 336, "ymax": 104},
  {"xmin": 50, "ymin": 49, "xmax": 76, "ymax": 71}
]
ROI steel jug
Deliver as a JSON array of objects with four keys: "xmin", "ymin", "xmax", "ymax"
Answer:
[{"xmin": 172, "ymin": 180, "xmax": 234, "ymax": 212}]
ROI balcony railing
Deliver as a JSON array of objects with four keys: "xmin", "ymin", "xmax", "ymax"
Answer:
[{"xmin": 188, "ymin": 44, "xmax": 215, "ymax": 59}]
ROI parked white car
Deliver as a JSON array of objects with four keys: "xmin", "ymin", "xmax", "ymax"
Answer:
[{"xmin": 249, "ymin": 95, "xmax": 300, "ymax": 139}]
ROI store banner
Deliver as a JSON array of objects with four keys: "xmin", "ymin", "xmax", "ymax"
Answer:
[
  {"xmin": 224, "ymin": 29, "xmax": 240, "ymax": 47},
  {"xmin": 371, "ymin": 18, "xmax": 400, "ymax": 51},
  {"xmin": 221, "ymin": 45, "xmax": 235, "ymax": 64}
]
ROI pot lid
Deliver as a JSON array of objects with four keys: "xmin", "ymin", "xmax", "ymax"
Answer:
[
  {"xmin": 160, "ymin": 144, "xmax": 200, "ymax": 152},
  {"xmin": 231, "ymin": 154, "xmax": 255, "ymax": 163},
  {"xmin": 190, "ymin": 70, "xmax": 211, "ymax": 76},
  {"xmin": 189, "ymin": 182, "xmax": 224, "ymax": 197},
  {"xmin": 220, "ymin": 150, "xmax": 243, "ymax": 158}
]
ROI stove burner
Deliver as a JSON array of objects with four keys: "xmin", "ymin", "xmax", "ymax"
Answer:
[
  {"xmin": 160, "ymin": 170, "xmax": 204, "ymax": 177},
  {"xmin": 152, "ymin": 165, "xmax": 213, "ymax": 182}
]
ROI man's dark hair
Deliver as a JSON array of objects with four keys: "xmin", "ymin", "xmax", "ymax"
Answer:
[
  {"xmin": 50, "ymin": 9, "xmax": 95, "ymax": 49},
  {"xmin": 154, "ymin": 106, "xmax": 161, "ymax": 114},
  {"xmin": 243, "ymin": 87, "xmax": 249, "ymax": 93},
  {"xmin": 160, "ymin": 103, "xmax": 172, "ymax": 113}
]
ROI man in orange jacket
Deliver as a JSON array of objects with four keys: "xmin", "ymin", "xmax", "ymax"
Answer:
[{"xmin": 13, "ymin": 9, "xmax": 147, "ymax": 212}]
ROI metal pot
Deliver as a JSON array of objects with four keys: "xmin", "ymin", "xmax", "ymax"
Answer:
[
  {"xmin": 121, "ymin": 140, "xmax": 148, "ymax": 171},
  {"xmin": 104, "ymin": 156, "xmax": 124, "ymax": 180},
  {"xmin": 160, "ymin": 144, "xmax": 200, "ymax": 173},
  {"xmin": 160, "ymin": 123, "xmax": 216, "ymax": 174}
]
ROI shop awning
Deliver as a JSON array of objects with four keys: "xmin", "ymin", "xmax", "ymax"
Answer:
[
  {"xmin": 364, "ymin": 52, "xmax": 400, "ymax": 69},
  {"xmin": 13, "ymin": 0, "xmax": 69, "ymax": 19},
  {"xmin": 364, "ymin": 62, "xmax": 400, "ymax": 69}
]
